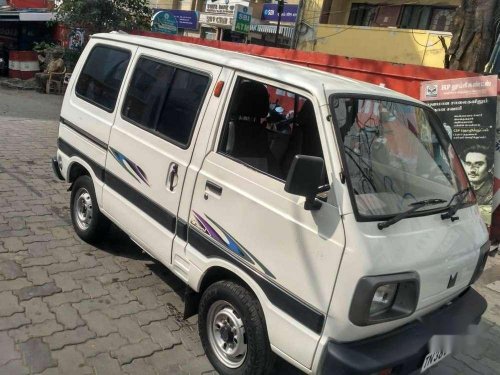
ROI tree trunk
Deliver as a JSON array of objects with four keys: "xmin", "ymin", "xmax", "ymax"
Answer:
[{"xmin": 448, "ymin": 0, "xmax": 500, "ymax": 72}]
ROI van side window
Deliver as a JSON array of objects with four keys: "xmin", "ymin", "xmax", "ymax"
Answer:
[
  {"xmin": 156, "ymin": 69, "xmax": 209, "ymax": 146},
  {"xmin": 75, "ymin": 46, "xmax": 130, "ymax": 112},
  {"xmin": 218, "ymin": 78, "xmax": 327, "ymax": 182},
  {"xmin": 122, "ymin": 57, "xmax": 209, "ymax": 147},
  {"xmin": 122, "ymin": 58, "xmax": 175, "ymax": 130}
]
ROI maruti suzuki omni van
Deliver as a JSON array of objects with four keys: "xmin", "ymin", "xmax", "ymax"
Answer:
[{"xmin": 52, "ymin": 33, "xmax": 489, "ymax": 375}]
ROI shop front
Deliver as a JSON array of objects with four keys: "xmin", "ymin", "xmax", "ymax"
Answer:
[{"xmin": 0, "ymin": 10, "xmax": 55, "ymax": 77}]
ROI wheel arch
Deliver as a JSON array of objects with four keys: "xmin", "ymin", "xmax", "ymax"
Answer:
[
  {"xmin": 62, "ymin": 155, "xmax": 104, "ymax": 207},
  {"xmin": 68, "ymin": 160, "xmax": 91, "ymax": 184},
  {"xmin": 184, "ymin": 264, "xmax": 265, "ymax": 320}
]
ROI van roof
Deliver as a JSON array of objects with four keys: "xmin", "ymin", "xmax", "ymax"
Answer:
[{"xmin": 93, "ymin": 32, "xmax": 422, "ymax": 106}]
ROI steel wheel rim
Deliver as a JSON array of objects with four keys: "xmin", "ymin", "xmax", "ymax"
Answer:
[
  {"xmin": 207, "ymin": 300, "xmax": 247, "ymax": 368},
  {"xmin": 74, "ymin": 188, "xmax": 93, "ymax": 231}
]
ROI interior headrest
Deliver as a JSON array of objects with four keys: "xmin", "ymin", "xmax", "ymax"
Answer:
[
  {"xmin": 297, "ymin": 100, "xmax": 315, "ymax": 126},
  {"xmin": 233, "ymin": 81, "xmax": 270, "ymax": 118}
]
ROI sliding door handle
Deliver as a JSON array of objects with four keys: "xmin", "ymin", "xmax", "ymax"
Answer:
[
  {"xmin": 205, "ymin": 181, "xmax": 223, "ymax": 196},
  {"xmin": 168, "ymin": 164, "xmax": 178, "ymax": 191}
]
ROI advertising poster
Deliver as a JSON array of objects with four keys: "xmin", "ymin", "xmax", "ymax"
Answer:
[
  {"xmin": 69, "ymin": 28, "xmax": 85, "ymax": 51},
  {"xmin": 420, "ymin": 76, "xmax": 499, "ymax": 226}
]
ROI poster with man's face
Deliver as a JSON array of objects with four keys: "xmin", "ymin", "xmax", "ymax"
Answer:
[
  {"xmin": 421, "ymin": 76, "xmax": 498, "ymax": 226},
  {"xmin": 463, "ymin": 150, "xmax": 493, "ymax": 205}
]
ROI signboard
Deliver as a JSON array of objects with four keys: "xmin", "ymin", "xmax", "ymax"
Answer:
[
  {"xmin": 201, "ymin": 1, "xmax": 250, "ymax": 29},
  {"xmin": 232, "ymin": 5, "xmax": 252, "ymax": 34},
  {"xmin": 152, "ymin": 10, "xmax": 178, "ymax": 34},
  {"xmin": 153, "ymin": 9, "xmax": 198, "ymax": 30},
  {"xmin": 205, "ymin": 3, "xmax": 237, "ymax": 15},
  {"xmin": 421, "ymin": 76, "xmax": 499, "ymax": 225},
  {"xmin": 199, "ymin": 13, "xmax": 233, "ymax": 27},
  {"xmin": 205, "ymin": 0, "xmax": 249, "ymax": 13},
  {"xmin": 262, "ymin": 4, "xmax": 298, "ymax": 23}
]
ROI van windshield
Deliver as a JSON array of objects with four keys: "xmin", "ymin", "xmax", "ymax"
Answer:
[{"xmin": 331, "ymin": 96, "xmax": 474, "ymax": 218}]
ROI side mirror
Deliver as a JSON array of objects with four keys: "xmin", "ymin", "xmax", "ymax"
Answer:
[{"xmin": 285, "ymin": 155, "xmax": 325, "ymax": 210}]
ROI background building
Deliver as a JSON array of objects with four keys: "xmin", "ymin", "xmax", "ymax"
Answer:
[{"xmin": 297, "ymin": 0, "xmax": 459, "ymax": 67}]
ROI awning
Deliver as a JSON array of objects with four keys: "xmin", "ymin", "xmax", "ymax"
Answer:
[
  {"xmin": 250, "ymin": 24, "xmax": 294, "ymax": 39},
  {"xmin": 0, "ymin": 11, "xmax": 55, "ymax": 22}
]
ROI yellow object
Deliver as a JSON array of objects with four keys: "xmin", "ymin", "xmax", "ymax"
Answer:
[{"xmin": 298, "ymin": 25, "xmax": 452, "ymax": 68}]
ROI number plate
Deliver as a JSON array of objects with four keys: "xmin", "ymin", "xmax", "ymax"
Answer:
[{"xmin": 421, "ymin": 350, "xmax": 449, "ymax": 373}]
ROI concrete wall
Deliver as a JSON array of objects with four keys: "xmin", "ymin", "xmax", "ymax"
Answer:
[{"xmin": 298, "ymin": 25, "xmax": 452, "ymax": 68}]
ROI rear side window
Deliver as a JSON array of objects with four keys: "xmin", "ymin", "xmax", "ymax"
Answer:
[
  {"xmin": 122, "ymin": 58, "xmax": 175, "ymax": 130},
  {"xmin": 122, "ymin": 57, "xmax": 210, "ymax": 148},
  {"xmin": 76, "ymin": 46, "xmax": 131, "ymax": 112},
  {"xmin": 156, "ymin": 69, "xmax": 209, "ymax": 145}
]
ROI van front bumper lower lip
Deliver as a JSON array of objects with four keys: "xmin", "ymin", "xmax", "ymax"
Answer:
[{"xmin": 320, "ymin": 287, "xmax": 486, "ymax": 375}]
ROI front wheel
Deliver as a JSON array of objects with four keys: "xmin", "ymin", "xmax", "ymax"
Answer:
[
  {"xmin": 70, "ymin": 175, "xmax": 110, "ymax": 243},
  {"xmin": 199, "ymin": 280, "xmax": 274, "ymax": 375}
]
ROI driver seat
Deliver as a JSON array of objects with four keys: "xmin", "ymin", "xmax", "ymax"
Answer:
[{"xmin": 225, "ymin": 81, "xmax": 270, "ymax": 172}]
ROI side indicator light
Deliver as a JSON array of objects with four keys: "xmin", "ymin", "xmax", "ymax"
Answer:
[{"xmin": 214, "ymin": 81, "xmax": 224, "ymax": 97}]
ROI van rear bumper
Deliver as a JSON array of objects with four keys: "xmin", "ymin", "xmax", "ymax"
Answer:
[
  {"xmin": 319, "ymin": 287, "xmax": 486, "ymax": 375},
  {"xmin": 51, "ymin": 157, "xmax": 64, "ymax": 181}
]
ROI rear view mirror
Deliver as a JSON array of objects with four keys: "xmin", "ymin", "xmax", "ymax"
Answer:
[{"xmin": 285, "ymin": 155, "xmax": 325, "ymax": 210}]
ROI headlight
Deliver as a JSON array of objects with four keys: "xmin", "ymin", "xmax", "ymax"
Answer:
[
  {"xmin": 369, "ymin": 283, "xmax": 398, "ymax": 315},
  {"xmin": 349, "ymin": 272, "xmax": 419, "ymax": 326}
]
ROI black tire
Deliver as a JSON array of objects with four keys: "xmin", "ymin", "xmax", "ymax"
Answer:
[
  {"xmin": 199, "ymin": 280, "xmax": 275, "ymax": 375},
  {"xmin": 70, "ymin": 175, "xmax": 110, "ymax": 243}
]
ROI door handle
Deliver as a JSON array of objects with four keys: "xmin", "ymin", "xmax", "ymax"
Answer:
[
  {"xmin": 205, "ymin": 181, "xmax": 223, "ymax": 196},
  {"xmin": 168, "ymin": 164, "xmax": 178, "ymax": 191}
]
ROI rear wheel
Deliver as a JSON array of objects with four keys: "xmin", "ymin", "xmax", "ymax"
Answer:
[
  {"xmin": 70, "ymin": 175, "xmax": 110, "ymax": 243},
  {"xmin": 199, "ymin": 280, "xmax": 274, "ymax": 375}
]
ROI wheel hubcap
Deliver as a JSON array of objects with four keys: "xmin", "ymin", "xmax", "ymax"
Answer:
[
  {"xmin": 207, "ymin": 300, "xmax": 247, "ymax": 368},
  {"xmin": 74, "ymin": 188, "xmax": 93, "ymax": 231}
]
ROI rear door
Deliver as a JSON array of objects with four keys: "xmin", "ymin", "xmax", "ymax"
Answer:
[
  {"xmin": 59, "ymin": 41, "xmax": 135, "ymax": 204},
  {"xmin": 103, "ymin": 47, "xmax": 222, "ymax": 266}
]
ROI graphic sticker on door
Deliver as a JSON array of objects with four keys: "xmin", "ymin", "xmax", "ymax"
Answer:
[
  {"xmin": 192, "ymin": 211, "xmax": 275, "ymax": 279},
  {"xmin": 109, "ymin": 147, "xmax": 150, "ymax": 186}
]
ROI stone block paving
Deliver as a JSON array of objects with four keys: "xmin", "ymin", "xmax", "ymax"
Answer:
[
  {"xmin": 0, "ymin": 116, "xmax": 218, "ymax": 374},
  {"xmin": 0, "ymin": 107, "xmax": 499, "ymax": 374}
]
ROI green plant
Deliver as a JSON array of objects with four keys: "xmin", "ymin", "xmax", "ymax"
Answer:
[
  {"xmin": 33, "ymin": 41, "xmax": 58, "ymax": 53},
  {"xmin": 55, "ymin": 0, "xmax": 151, "ymax": 34}
]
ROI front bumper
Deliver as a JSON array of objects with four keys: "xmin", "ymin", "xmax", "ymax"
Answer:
[{"xmin": 320, "ymin": 287, "xmax": 486, "ymax": 375}]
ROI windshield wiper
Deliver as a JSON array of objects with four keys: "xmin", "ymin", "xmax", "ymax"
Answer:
[
  {"xmin": 378, "ymin": 198, "xmax": 447, "ymax": 230},
  {"xmin": 441, "ymin": 187, "xmax": 471, "ymax": 222}
]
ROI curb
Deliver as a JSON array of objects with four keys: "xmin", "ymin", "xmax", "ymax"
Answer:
[{"xmin": 0, "ymin": 81, "xmax": 37, "ymax": 91}]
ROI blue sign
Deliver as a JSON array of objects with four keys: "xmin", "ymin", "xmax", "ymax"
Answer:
[
  {"xmin": 152, "ymin": 11, "xmax": 178, "ymax": 34},
  {"xmin": 153, "ymin": 9, "xmax": 199, "ymax": 31},
  {"xmin": 262, "ymin": 4, "xmax": 298, "ymax": 23}
]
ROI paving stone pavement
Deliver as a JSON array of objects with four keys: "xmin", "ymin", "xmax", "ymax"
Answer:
[{"xmin": 0, "ymin": 89, "xmax": 499, "ymax": 374}]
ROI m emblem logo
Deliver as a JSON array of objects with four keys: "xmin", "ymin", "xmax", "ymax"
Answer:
[
  {"xmin": 447, "ymin": 273, "xmax": 458, "ymax": 289},
  {"xmin": 425, "ymin": 84, "xmax": 438, "ymax": 97}
]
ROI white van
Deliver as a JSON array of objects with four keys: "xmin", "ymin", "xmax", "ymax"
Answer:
[{"xmin": 52, "ymin": 33, "xmax": 490, "ymax": 375}]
